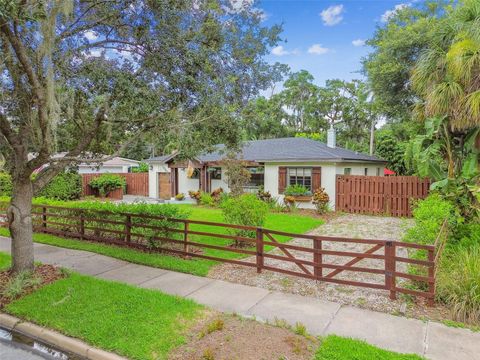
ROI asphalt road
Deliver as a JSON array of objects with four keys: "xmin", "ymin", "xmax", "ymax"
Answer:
[{"xmin": 0, "ymin": 340, "xmax": 53, "ymax": 360}]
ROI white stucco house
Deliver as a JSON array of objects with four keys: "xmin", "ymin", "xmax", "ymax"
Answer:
[
  {"xmin": 145, "ymin": 135, "xmax": 386, "ymax": 209},
  {"xmin": 77, "ymin": 157, "xmax": 141, "ymax": 174}
]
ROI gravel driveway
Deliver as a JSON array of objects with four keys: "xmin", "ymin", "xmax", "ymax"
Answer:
[{"xmin": 208, "ymin": 214, "xmax": 415, "ymax": 314}]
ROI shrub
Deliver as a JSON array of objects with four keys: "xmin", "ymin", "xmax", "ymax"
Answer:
[
  {"xmin": 30, "ymin": 199, "xmax": 189, "ymax": 249},
  {"xmin": 284, "ymin": 184, "xmax": 311, "ymax": 196},
  {"xmin": 210, "ymin": 187, "xmax": 224, "ymax": 204},
  {"xmin": 89, "ymin": 174, "xmax": 126, "ymax": 197},
  {"xmin": 221, "ymin": 193, "xmax": 268, "ymax": 245},
  {"xmin": 403, "ymin": 194, "xmax": 455, "ymax": 245},
  {"xmin": 38, "ymin": 172, "xmax": 82, "ymax": 200},
  {"xmin": 199, "ymin": 192, "xmax": 214, "ymax": 206},
  {"xmin": 188, "ymin": 190, "xmax": 201, "ymax": 201},
  {"xmin": 437, "ymin": 244, "xmax": 480, "ymax": 324},
  {"xmin": 283, "ymin": 195, "xmax": 297, "ymax": 212},
  {"xmin": 312, "ymin": 187, "xmax": 330, "ymax": 214},
  {"xmin": 175, "ymin": 193, "xmax": 185, "ymax": 201},
  {"xmin": 0, "ymin": 172, "xmax": 12, "ymax": 196}
]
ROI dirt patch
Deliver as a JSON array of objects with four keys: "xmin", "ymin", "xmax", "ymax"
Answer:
[
  {"xmin": 0, "ymin": 264, "xmax": 65, "ymax": 308},
  {"xmin": 170, "ymin": 311, "xmax": 318, "ymax": 360}
]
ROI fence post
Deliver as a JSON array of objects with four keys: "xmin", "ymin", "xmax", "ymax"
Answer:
[
  {"xmin": 79, "ymin": 211, "xmax": 85, "ymax": 240},
  {"xmin": 125, "ymin": 214, "xmax": 131, "ymax": 243},
  {"xmin": 427, "ymin": 248, "xmax": 435, "ymax": 307},
  {"xmin": 385, "ymin": 241, "xmax": 396, "ymax": 300},
  {"xmin": 183, "ymin": 220, "xmax": 190, "ymax": 258},
  {"xmin": 313, "ymin": 238, "xmax": 322, "ymax": 279},
  {"xmin": 256, "ymin": 228, "xmax": 264, "ymax": 273},
  {"xmin": 42, "ymin": 207, "xmax": 47, "ymax": 230}
]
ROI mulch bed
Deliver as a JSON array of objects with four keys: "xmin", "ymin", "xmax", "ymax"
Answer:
[
  {"xmin": 169, "ymin": 311, "xmax": 318, "ymax": 360},
  {"xmin": 0, "ymin": 264, "xmax": 65, "ymax": 308}
]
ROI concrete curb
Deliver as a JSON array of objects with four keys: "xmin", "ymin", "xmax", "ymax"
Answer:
[{"xmin": 0, "ymin": 313, "xmax": 128, "ymax": 360}]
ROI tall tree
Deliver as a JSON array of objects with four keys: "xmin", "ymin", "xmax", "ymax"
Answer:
[
  {"xmin": 0, "ymin": 0, "xmax": 283, "ymax": 273},
  {"xmin": 280, "ymin": 70, "xmax": 323, "ymax": 132},
  {"xmin": 362, "ymin": 1, "xmax": 449, "ymax": 122}
]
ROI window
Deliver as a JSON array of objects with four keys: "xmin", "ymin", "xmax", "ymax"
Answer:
[
  {"xmin": 246, "ymin": 167, "xmax": 264, "ymax": 188},
  {"xmin": 209, "ymin": 167, "xmax": 221, "ymax": 180},
  {"xmin": 364, "ymin": 168, "xmax": 368, "ymax": 176},
  {"xmin": 376, "ymin": 167, "xmax": 381, "ymax": 176},
  {"xmin": 288, "ymin": 168, "xmax": 312, "ymax": 190},
  {"xmin": 344, "ymin": 168, "xmax": 352, "ymax": 175},
  {"xmin": 189, "ymin": 168, "xmax": 200, "ymax": 179}
]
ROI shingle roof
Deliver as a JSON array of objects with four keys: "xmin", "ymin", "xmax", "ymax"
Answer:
[{"xmin": 147, "ymin": 137, "xmax": 385, "ymax": 164}]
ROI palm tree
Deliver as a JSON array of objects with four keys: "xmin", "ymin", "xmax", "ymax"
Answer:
[{"xmin": 412, "ymin": 0, "xmax": 480, "ymax": 133}]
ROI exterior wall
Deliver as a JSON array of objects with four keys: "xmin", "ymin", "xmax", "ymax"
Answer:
[
  {"xmin": 336, "ymin": 163, "xmax": 384, "ymax": 177},
  {"xmin": 78, "ymin": 165, "xmax": 127, "ymax": 174},
  {"xmin": 265, "ymin": 162, "xmax": 385, "ymax": 210},
  {"xmin": 177, "ymin": 168, "xmax": 200, "ymax": 195},
  {"xmin": 147, "ymin": 163, "xmax": 170, "ymax": 198},
  {"xmin": 264, "ymin": 162, "xmax": 336, "ymax": 210}
]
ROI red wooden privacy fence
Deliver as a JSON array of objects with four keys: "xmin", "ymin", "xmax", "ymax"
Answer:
[
  {"xmin": 82, "ymin": 173, "xmax": 149, "ymax": 197},
  {"xmin": 5, "ymin": 204, "xmax": 446, "ymax": 304},
  {"xmin": 336, "ymin": 175, "xmax": 430, "ymax": 217}
]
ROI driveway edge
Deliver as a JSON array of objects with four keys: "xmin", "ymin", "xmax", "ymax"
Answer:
[{"xmin": 0, "ymin": 313, "xmax": 127, "ymax": 360}]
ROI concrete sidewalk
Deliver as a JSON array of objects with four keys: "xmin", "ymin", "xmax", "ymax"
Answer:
[{"xmin": 1, "ymin": 238, "xmax": 478, "ymax": 360}]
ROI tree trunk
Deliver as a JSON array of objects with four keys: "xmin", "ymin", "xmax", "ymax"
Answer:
[{"xmin": 8, "ymin": 177, "xmax": 34, "ymax": 274}]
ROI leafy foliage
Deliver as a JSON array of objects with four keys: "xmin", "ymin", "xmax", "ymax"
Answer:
[
  {"xmin": 284, "ymin": 184, "xmax": 311, "ymax": 196},
  {"xmin": 0, "ymin": 172, "xmax": 12, "ymax": 196},
  {"xmin": 221, "ymin": 153, "xmax": 252, "ymax": 197},
  {"xmin": 221, "ymin": 193, "xmax": 268, "ymax": 244},
  {"xmin": 403, "ymin": 194, "xmax": 455, "ymax": 245},
  {"xmin": 312, "ymin": 188, "xmax": 330, "ymax": 214},
  {"xmin": 438, "ymin": 244, "xmax": 480, "ymax": 324},
  {"xmin": 38, "ymin": 172, "xmax": 82, "ymax": 201},
  {"xmin": 88, "ymin": 174, "xmax": 126, "ymax": 197},
  {"xmin": 131, "ymin": 162, "xmax": 149, "ymax": 173}
]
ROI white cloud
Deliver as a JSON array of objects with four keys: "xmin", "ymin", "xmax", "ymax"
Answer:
[
  {"xmin": 320, "ymin": 5, "xmax": 344, "ymax": 26},
  {"xmin": 381, "ymin": 3, "xmax": 409, "ymax": 22},
  {"xmin": 307, "ymin": 44, "xmax": 330, "ymax": 55},
  {"xmin": 271, "ymin": 45, "xmax": 299, "ymax": 56},
  {"xmin": 83, "ymin": 30, "xmax": 98, "ymax": 41},
  {"xmin": 352, "ymin": 39, "xmax": 366, "ymax": 47}
]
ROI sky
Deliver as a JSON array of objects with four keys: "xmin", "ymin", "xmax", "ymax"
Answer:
[{"xmin": 259, "ymin": 0, "xmax": 409, "ymax": 88}]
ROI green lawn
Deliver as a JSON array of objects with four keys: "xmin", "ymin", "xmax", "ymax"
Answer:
[
  {"xmin": 0, "ymin": 251, "xmax": 10, "ymax": 270},
  {"xmin": 173, "ymin": 204, "xmax": 324, "ymax": 258},
  {"xmin": 5, "ymin": 270, "xmax": 203, "ymax": 360},
  {"xmin": 315, "ymin": 335, "xmax": 424, "ymax": 360},
  {"xmin": 1, "ymin": 252, "xmax": 424, "ymax": 360},
  {"xmin": 0, "ymin": 204, "xmax": 323, "ymax": 276}
]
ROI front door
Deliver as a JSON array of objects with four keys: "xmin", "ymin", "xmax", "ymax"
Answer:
[{"xmin": 158, "ymin": 173, "xmax": 171, "ymax": 200}]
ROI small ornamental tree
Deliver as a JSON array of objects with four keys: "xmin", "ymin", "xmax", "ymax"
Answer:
[{"xmin": 222, "ymin": 152, "xmax": 252, "ymax": 197}]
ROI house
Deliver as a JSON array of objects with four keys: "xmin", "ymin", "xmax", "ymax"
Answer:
[
  {"xmin": 145, "ymin": 134, "xmax": 386, "ymax": 209},
  {"xmin": 77, "ymin": 157, "xmax": 141, "ymax": 174},
  {"xmin": 30, "ymin": 153, "xmax": 141, "ymax": 175}
]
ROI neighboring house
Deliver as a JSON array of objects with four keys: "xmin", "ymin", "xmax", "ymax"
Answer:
[
  {"xmin": 145, "ymin": 134, "xmax": 386, "ymax": 209},
  {"xmin": 77, "ymin": 157, "xmax": 141, "ymax": 174},
  {"xmin": 30, "ymin": 153, "xmax": 141, "ymax": 174}
]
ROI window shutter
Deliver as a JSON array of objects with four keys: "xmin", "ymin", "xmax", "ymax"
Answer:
[
  {"xmin": 312, "ymin": 167, "xmax": 321, "ymax": 191},
  {"xmin": 278, "ymin": 167, "xmax": 287, "ymax": 194}
]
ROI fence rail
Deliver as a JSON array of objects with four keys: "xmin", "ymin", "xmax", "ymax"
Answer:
[
  {"xmin": 1, "ymin": 204, "xmax": 444, "ymax": 304},
  {"xmin": 81, "ymin": 173, "xmax": 149, "ymax": 197},
  {"xmin": 336, "ymin": 175, "xmax": 430, "ymax": 217}
]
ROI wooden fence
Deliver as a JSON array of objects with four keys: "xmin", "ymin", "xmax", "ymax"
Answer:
[
  {"xmin": 82, "ymin": 173, "xmax": 149, "ymax": 197},
  {"xmin": 10, "ymin": 204, "xmax": 446, "ymax": 304},
  {"xmin": 336, "ymin": 175, "xmax": 430, "ymax": 217}
]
